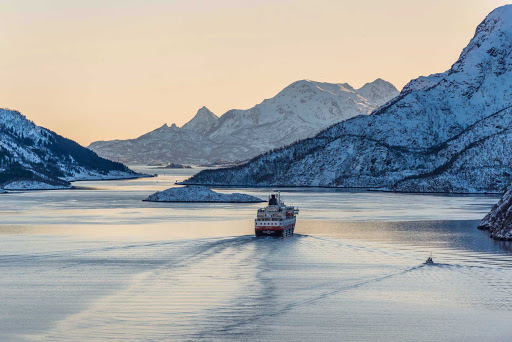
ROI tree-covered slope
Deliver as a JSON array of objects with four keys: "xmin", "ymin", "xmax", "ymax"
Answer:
[{"xmin": 0, "ymin": 109, "xmax": 139, "ymax": 189}]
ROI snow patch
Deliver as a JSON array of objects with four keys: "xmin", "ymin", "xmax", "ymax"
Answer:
[
  {"xmin": 183, "ymin": 5, "xmax": 512, "ymax": 194},
  {"xmin": 89, "ymin": 79, "xmax": 399, "ymax": 165},
  {"xmin": 144, "ymin": 185, "xmax": 264, "ymax": 203},
  {"xmin": 4, "ymin": 180, "xmax": 72, "ymax": 190}
]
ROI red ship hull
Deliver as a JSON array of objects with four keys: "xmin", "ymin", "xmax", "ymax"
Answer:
[{"xmin": 255, "ymin": 223, "xmax": 295, "ymax": 237}]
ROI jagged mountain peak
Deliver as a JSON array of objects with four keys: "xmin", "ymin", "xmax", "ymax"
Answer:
[
  {"xmin": 402, "ymin": 4, "xmax": 512, "ymax": 97},
  {"xmin": 358, "ymin": 78, "xmax": 396, "ymax": 90},
  {"xmin": 473, "ymin": 5, "xmax": 512, "ymax": 40},
  {"xmin": 277, "ymin": 80, "xmax": 357, "ymax": 98},
  {"xmin": 155, "ymin": 123, "xmax": 178, "ymax": 131},
  {"xmin": 89, "ymin": 78, "xmax": 399, "ymax": 165},
  {"xmin": 451, "ymin": 5, "xmax": 512, "ymax": 73},
  {"xmin": 183, "ymin": 5, "xmax": 512, "ymax": 193},
  {"xmin": 356, "ymin": 79, "xmax": 399, "ymax": 107},
  {"xmin": 394, "ymin": 5, "xmax": 512, "ymax": 131},
  {"xmin": 278, "ymin": 79, "xmax": 400, "ymax": 102},
  {"xmin": 209, "ymin": 79, "xmax": 396, "ymax": 139},
  {"xmin": 196, "ymin": 106, "xmax": 217, "ymax": 118},
  {"xmin": 182, "ymin": 106, "xmax": 218, "ymax": 133},
  {"xmin": 139, "ymin": 122, "xmax": 178, "ymax": 140}
]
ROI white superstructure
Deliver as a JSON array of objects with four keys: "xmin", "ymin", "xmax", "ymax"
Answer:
[{"xmin": 255, "ymin": 193, "xmax": 299, "ymax": 237}]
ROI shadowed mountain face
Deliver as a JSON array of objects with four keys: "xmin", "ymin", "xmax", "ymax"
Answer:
[
  {"xmin": 88, "ymin": 79, "xmax": 398, "ymax": 165},
  {"xmin": 185, "ymin": 5, "xmax": 512, "ymax": 193},
  {"xmin": 0, "ymin": 109, "xmax": 137, "ymax": 189}
]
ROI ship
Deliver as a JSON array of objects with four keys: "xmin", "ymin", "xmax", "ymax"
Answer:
[{"xmin": 255, "ymin": 193, "xmax": 299, "ymax": 237}]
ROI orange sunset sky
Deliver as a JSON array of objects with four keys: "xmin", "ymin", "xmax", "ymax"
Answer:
[{"xmin": 1, "ymin": 0, "xmax": 509, "ymax": 145}]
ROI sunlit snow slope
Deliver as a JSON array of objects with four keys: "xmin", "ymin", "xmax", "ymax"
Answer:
[
  {"xmin": 88, "ymin": 80, "xmax": 398, "ymax": 164},
  {"xmin": 186, "ymin": 5, "xmax": 512, "ymax": 193},
  {"xmin": 0, "ymin": 109, "xmax": 138, "ymax": 189}
]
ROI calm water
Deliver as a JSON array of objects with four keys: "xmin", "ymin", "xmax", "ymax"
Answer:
[{"xmin": 0, "ymin": 166, "xmax": 511, "ymax": 341}]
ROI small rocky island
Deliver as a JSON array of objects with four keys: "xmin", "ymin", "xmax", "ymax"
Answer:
[
  {"xmin": 144, "ymin": 185, "xmax": 264, "ymax": 203},
  {"xmin": 478, "ymin": 188, "xmax": 512, "ymax": 240},
  {"xmin": 152, "ymin": 163, "xmax": 192, "ymax": 169}
]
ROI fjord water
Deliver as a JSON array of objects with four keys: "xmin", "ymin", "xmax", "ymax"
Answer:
[{"xmin": 1, "ymin": 167, "xmax": 511, "ymax": 341}]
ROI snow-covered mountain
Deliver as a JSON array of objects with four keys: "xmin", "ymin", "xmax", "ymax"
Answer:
[
  {"xmin": 88, "ymin": 79, "xmax": 399, "ymax": 164},
  {"xmin": 0, "ymin": 109, "xmax": 139, "ymax": 189},
  {"xmin": 181, "ymin": 106, "xmax": 219, "ymax": 134},
  {"xmin": 89, "ymin": 121, "xmax": 217, "ymax": 165},
  {"xmin": 184, "ymin": 5, "xmax": 512, "ymax": 193},
  {"xmin": 355, "ymin": 78, "xmax": 399, "ymax": 108}
]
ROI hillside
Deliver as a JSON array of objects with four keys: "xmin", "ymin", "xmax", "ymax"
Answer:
[
  {"xmin": 0, "ymin": 109, "xmax": 140, "ymax": 190},
  {"xmin": 88, "ymin": 79, "xmax": 398, "ymax": 164},
  {"xmin": 184, "ymin": 5, "xmax": 512, "ymax": 194}
]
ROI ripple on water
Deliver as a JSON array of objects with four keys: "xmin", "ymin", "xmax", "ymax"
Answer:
[{"xmin": 12, "ymin": 234, "xmax": 511, "ymax": 341}]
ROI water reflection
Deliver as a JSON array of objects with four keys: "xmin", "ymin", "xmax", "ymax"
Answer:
[{"xmin": 0, "ymin": 166, "xmax": 510, "ymax": 341}]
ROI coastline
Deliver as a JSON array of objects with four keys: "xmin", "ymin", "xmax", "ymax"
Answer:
[
  {"xmin": 1, "ymin": 173, "xmax": 156, "ymax": 193},
  {"xmin": 179, "ymin": 182, "xmax": 505, "ymax": 196}
]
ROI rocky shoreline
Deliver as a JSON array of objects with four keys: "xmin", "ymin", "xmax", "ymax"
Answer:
[
  {"xmin": 478, "ymin": 188, "xmax": 512, "ymax": 240},
  {"xmin": 144, "ymin": 185, "xmax": 264, "ymax": 203}
]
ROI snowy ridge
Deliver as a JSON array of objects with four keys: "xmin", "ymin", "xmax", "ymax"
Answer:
[
  {"xmin": 144, "ymin": 185, "xmax": 264, "ymax": 203},
  {"xmin": 356, "ymin": 78, "xmax": 400, "ymax": 107},
  {"xmin": 88, "ymin": 79, "xmax": 399, "ymax": 164},
  {"xmin": 184, "ymin": 5, "xmax": 512, "ymax": 193},
  {"xmin": 4, "ymin": 180, "xmax": 72, "ymax": 190},
  {"xmin": 0, "ymin": 109, "xmax": 140, "ymax": 189},
  {"xmin": 181, "ymin": 106, "xmax": 219, "ymax": 134}
]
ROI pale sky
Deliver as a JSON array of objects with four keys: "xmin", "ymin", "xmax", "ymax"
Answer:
[{"xmin": 1, "ymin": 0, "xmax": 510, "ymax": 145}]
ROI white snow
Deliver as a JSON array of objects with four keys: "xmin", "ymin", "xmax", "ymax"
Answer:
[
  {"xmin": 0, "ymin": 109, "xmax": 142, "ymax": 188},
  {"xmin": 185, "ymin": 5, "xmax": 512, "ymax": 194},
  {"xmin": 144, "ymin": 185, "xmax": 264, "ymax": 203},
  {"xmin": 89, "ymin": 79, "xmax": 399, "ymax": 164},
  {"xmin": 181, "ymin": 106, "xmax": 219, "ymax": 134},
  {"xmin": 4, "ymin": 180, "xmax": 71, "ymax": 190},
  {"xmin": 65, "ymin": 170, "xmax": 148, "ymax": 182}
]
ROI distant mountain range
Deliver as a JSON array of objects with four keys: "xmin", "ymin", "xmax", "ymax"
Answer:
[
  {"xmin": 0, "ymin": 109, "xmax": 139, "ymax": 190},
  {"xmin": 184, "ymin": 5, "xmax": 512, "ymax": 193},
  {"xmin": 88, "ymin": 79, "xmax": 399, "ymax": 165}
]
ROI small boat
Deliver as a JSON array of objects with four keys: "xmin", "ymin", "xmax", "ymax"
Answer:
[
  {"xmin": 255, "ymin": 192, "xmax": 299, "ymax": 237},
  {"xmin": 425, "ymin": 253, "xmax": 434, "ymax": 264}
]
